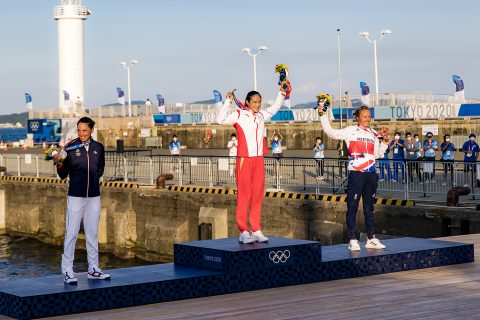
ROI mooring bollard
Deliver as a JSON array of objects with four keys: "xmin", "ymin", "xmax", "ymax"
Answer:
[{"xmin": 156, "ymin": 173, "xmax": 174, "ymax": 189}]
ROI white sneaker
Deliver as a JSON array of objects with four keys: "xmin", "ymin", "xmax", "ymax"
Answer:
[
  {"xmin": 441, "ymin": 182, "xmax": 446, "ymax": 186},
  {"xmin": 238, "ymin": 231, "xmax": 255, "ymax": 244},
  {"xmin": 319, "ymin": 176, "xmax": 325, "ymax": 180},
  {"xmin": 464, "ymin": 184, "xmax": 470, "ymax": 187},
  {"xmin": 88, "ymin": 267, "xmax": 111, "ymax": 280},
  {"xmin": 365, "ymin": 237, "xmax": 386, "ymax": 250},
  {"xmin": 348, "ymin": 239, "xmax": 361, "ymax": 251},
  {"xmin": 379, "ymin": 179, "xmax": 384, "ymax": 182},
  {"xmin": 63, "ymin": 270, "xmax": 78, "ymax": 284},
  {"xmin": 252, "ymin": 230, "xmax": 269, "ymax": 243}
]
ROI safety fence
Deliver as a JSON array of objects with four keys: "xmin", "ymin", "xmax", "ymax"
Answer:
[{"xmin": 1, "ymin": 153, "xmax": 479, "ymax": 199}]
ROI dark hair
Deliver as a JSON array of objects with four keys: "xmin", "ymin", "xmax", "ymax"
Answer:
[
  {"xmin": 406, "ymin": 132, "xmax": 412, "ymax": 136},
  {"xmin": 172, "ymin": 134, "xmax": 177, "ymax": 138},
  {"xmin": 394, "ymin": 131, "xmax": 401, "ymax": 136},
  {"xmin": 245, "ymin": 91, "xmax": 262, "ymax": 106},
  {"xmin": 77, "ymin": 117, "xmax": 95, "ymax": 129},
  {"xmin": 414, "ymin": 134, "xmax": 419, "ymax": 138},
  {"xmin": 352, "ymin": 105, "xmax": 370, "ymax": 118},
  {"xmin": 444, "ymin": 134, "xmax": 450, "ymax": 139},
  {"xmin": 231, "ymin": 133, "xmax": 236, "ymax": 138},
  {"xmin": 316, "ymin": 136, "xmax": 321, "ymax": 140}
]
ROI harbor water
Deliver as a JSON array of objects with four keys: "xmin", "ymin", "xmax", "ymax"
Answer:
[{"xmin": 0, "ymin": 233, "xmax": 154, "ymax": 281}]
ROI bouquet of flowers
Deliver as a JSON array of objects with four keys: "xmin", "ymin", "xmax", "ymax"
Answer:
[
  {"xmin": 44, "ymin": 146, "xmax": 67, "ymax": 162},
  {"xmin": 315, "ymin": 93, "xmax": 332, "ymax": 116},
  {"xmin": 275, "ymin": 64, "xmax": 292, "ymax": 107}
]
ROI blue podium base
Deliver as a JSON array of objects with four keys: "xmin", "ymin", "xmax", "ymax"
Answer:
[{"xmin": 0, "ymin": 237, "xmax": 474, "ymax": 320}]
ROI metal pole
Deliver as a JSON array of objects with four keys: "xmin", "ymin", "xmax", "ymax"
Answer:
[
  {"xmin": 373, "ymin": 40, "xmax": 379, "ymax": 105},
  {"xmin": 127, "ymin": 66, "xmax": 132, "ymax": 117},
  {"xmin": 253, "ymin": 54, "xmax": 257, "ymax": 91},
  {"xmin": 337, "ymin": 29, "xmax": 343, "ymax": 128}
]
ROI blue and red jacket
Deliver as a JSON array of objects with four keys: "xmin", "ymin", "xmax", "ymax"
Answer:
[{"xmin": 57, "ymin": 138, "xmax": 105, "ymax": 197}]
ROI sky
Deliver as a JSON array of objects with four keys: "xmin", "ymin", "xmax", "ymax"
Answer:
[{"xmin": 0, "ymin": 0, "xmax": 479, "ymax": 114}]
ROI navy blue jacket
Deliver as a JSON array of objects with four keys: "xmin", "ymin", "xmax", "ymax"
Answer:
[{"xmin": 57, "ymin": 138, "xmax": 105, "ymax": 197}]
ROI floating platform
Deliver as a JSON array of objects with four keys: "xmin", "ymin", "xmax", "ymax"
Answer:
[{"xmin": 0, "ymin": 237, "xmax": 474, "ymax": 320}]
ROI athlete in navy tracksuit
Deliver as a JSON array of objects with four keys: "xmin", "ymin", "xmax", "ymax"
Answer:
[
  {"xmin": 319, "ymin": 105, "xmax": 390, "ymax": 251},
  {"xmin": 55, "ymin": 117, "xmax": 111, "ymax": 284}
]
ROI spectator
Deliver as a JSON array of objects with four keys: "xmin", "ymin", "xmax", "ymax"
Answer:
[
  {"xmin": 377, "ymin": 136, "xmax": 393, "ymax": 182},
  {"xmin": 461, "ymin": 133, "xmax": 479, "ymax": 187},
  {"xmin": 405, "ymin": 132, "xmax": 420, "ymax": 183},
  {"xmin": 440, "ymin": 134, "xmax": 455, "ymax": 186},
  {"xmin": 271, "ymin": 130, "xmax": 284, "ymax": 179},
  {"xmin": 169, "ymin": 134, "xmax": 181, "ymax": 156},
  {"xmin": 389, "ymin": 131, "xmax": 405, "ymax": 182},
  {"xmin": 414, "ymin": 133, "xmax": 423, "ymax": 182},
  {"xmin": 423, "ymin": 132, "xmax": 438, "ymax": 183},
  {"xmin": 313, "ymin": 137, "xmax": 325, "ymax": 179},
  {"xmin": 337, "ymin": 140, "xmax": 349, "ymax": 179},
  {"xmin": 227, "ymin": 133, "xmax": 238, "ymax": 176}
]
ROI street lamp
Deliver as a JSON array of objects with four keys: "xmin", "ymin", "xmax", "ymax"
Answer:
[
  {"xmin": 119, "ymin": 59, "xmax": 139, "ymax": 117},
  {"xmin": 241, "ymin": 46, "xmax": 268, "ymax": 91},
  {"xmin": 359, "ymin": 29, "xmax": 392, "ymax": 104}
]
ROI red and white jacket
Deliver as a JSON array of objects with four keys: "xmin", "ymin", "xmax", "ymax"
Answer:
[
  {"xmin": 217, "ymin": 93, "xmax": 284, "ymax": 157},
  {"xmin": 320, "ymin": 114, "xmax": 388, "ymax": 172}
]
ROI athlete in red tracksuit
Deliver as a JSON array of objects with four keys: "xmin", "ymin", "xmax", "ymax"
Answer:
[
  {"xmin": 217, "ymin": 89, "xmax": 284, "ymax": 244},
  {"xmin": 319, "ymin": 105, "xmax": 391, "ymax": 251}
]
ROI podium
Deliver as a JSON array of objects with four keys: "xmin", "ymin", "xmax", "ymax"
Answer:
[{"xmin": 0, "ymin": 236, "xmax": 474, "ymax": 319}]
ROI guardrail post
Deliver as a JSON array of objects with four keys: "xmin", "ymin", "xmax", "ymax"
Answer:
[
  {"xmin": 178, "ymin": 157, "xmax": 183, "ymax": 186},
  {"xmin": 404, "ymin": 161, "xmax": 409, "ymax": 199},
  {"xmin": 16, "ymin": 154, "xmax": 21, "ymax": 177},
  {"xmin": 208, "ymin": 157, "xmax": 213, "ymax": 188},
  {"xmin": 149, "ymin": 158, "xmax": 154, "ymax": 185},
  {"xmin": 123, "ymin": 156, "xmax": 128, "ymax": 182},
  {"xmin": 35, "ymin": 155, "xmax": 40, "ymax": 178},
  {"xmin": 275, "ymin": 159, "xmax": 280, "ymax": 190},
  {"xmin": 303, "ymin": 163, "xmax": 306, "ymax": 191}
]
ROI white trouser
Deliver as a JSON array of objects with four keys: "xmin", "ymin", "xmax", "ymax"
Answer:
[{"xmin": 61, "ymin": 196, "xmax": 101, "ymax": 274}]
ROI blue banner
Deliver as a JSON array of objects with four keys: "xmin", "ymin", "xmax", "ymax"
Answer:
[
  {"xmin": 452, "ymin": 75, "xmax": 464, "ymax": 92},
  {"xmin": 213, "ymin": 90, "xmax": 222, "ymax": 104}
]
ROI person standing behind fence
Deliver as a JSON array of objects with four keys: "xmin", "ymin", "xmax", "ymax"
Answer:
[
  {"xmin": 423, "ymin": 132, "xmax": 438, "ymax": 183},
  {"xmin": 217, "ymin": 87, "xmax": 284, "ymax": 244},
  {"xmin": 169, "ymin": 135, "xmax": 181, "ymax": 156},
  {"xmin": 389, "ymin": 132, "xmax": 405, "ymax": 183},
  {"xmin": 414, "ymin": 134, "xmax": 424, "ymax": 182},
  {"xmin": 377, "ymin": 136, "xmax": 392, "ymax": 182},
  {"xmin": 319, "ymin": 104, "xmax": 390, "ymax": 251},
  {"xmin": 313, "ymin": 137, "xmax": 325, "ymax": 179},
  {"xmin": 271, "ymin": 130, "xmax": 284, "ymax": 178},
  {"xmin": 440, "ymin": 134, "xmax": 455, "ymax": 186},
  {"xmin": 461, "ymin": 133, "xmax": 479, "ymax": 187},
  {"xmin": 337, "ymin": 140, "xmax": 349, "ymax": 179},
  {"xmin": 405, "ymin": 132, "xmax": 420, "ymax": 183},
  {"xmin": 227, "ymin": 133, "xmax": 238, "ymax": 176}
]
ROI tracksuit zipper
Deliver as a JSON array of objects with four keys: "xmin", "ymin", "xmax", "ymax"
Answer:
[{"xmin": 86, "ymin": 147, "xmax": 90, "ymax": 197}]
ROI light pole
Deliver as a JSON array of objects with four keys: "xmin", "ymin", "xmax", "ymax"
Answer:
[
  {"xmin": 337, "ymin": 29, "xmax": 343, "ymax": 128},
  {"xmin": 359, "ymin": 29, "xmax": 392, "ymax": 104},
  {"xmin": 241, "ymin": 46, "xmax": 268, "ymax": 91},
  {"xmin": 119, "ymin": 59, "xmax": 139, "ymax": 117}
]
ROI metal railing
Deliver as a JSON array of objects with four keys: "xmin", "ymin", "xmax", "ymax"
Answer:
[{"xmin": 1, "ymin": 153, "xmax": 479, "ymax": 199}]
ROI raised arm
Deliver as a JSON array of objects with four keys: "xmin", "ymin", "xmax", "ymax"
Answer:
[
  {"xmin": 260, "ymin": 92, "xmax": 285, "ymax": 121},
  {"xmin": 319, "ymin": 114, "xmax": 351, "ymax": 141},
  {"xmin": 216, "ymin": 92, "xmax": 240, "ymax": 125}
]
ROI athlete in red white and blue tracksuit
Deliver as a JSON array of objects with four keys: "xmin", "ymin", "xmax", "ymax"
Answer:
[
  {"xmin": 320, "ymin": 108, "xmax": 388, "ymax": 243},
  {"xmin": 217, "ymin": 91, "xmax": 284, "ymax": 235}
]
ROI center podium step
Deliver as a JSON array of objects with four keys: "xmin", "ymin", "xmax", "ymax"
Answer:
[{"xmin": 174, "ymin": 236, "xmax": 322, "ymax": 272}]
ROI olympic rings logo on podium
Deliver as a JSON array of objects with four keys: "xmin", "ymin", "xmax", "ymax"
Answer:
[{"xmin": 268, "ymin": 250, "xmax": 291, "ymax": 264}]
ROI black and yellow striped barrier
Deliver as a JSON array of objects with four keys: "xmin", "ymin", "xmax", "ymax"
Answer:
[
  {"xmin": 101, "ymin": 181, "xmax": 139, "ymax": 189},
  {"xmin": 37, "ymin": 178, "xmax": 68, "ymax": 184},
  {"xmin": 0, "ymin": 176, "xmax": 139, "ymax": 189},
  {"xmin": 375, "ymin": 198, "xmax": 415, "ymax": 207},
  {"xmin": 167, "ymin": 185, "xmax": 415, "ymax": 206},
  {"xmin": 168, "ymin": 185, "xmax": 235, "ymax": 195},
  {"xmin": 0, "ymin": 176, "xmax": 37, "ymax": 183}
]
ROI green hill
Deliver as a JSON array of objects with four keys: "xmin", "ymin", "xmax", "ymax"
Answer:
[{"xmin": 0, "ymin": 112, "xmax": 28, "ymax": 126}]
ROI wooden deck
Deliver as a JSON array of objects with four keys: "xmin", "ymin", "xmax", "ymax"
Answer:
[{"xmin": 4, "ymin": 234, "xmax": 480, "ymax": 320}]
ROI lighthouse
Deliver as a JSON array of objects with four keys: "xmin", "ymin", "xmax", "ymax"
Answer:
[{"xmin": 53, "ymin": 0, "xmax": 91, "ymax": 114}]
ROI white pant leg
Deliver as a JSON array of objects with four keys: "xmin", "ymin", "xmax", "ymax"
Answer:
[
  {"xmin": 82, "ymin": 196, "xmax": 101, "ymax": 271},
  {"xmin": 61, "ymin": 196, "xmax": 87, "ymax": 274}
]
